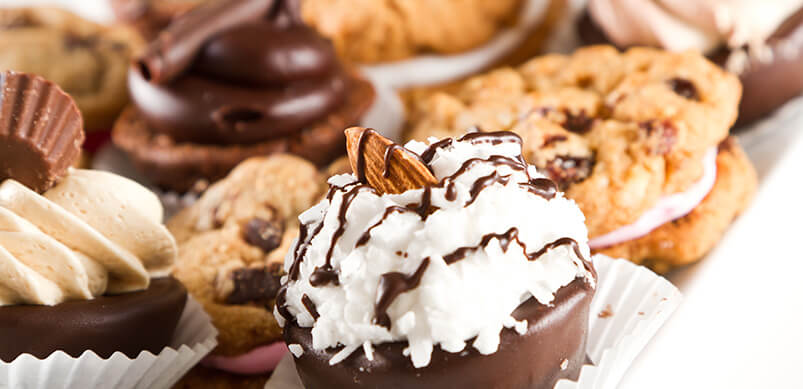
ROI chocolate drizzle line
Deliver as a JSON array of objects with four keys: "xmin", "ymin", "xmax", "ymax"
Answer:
[
  {"xmin": 420, "ymin": 131, "xmax": 523, "ymax": 164},
  {"xmin": 356, "ymin": 128, "xmax": 429, "ymax": 182},
  {"xmin": 301, "ymin": 294, "xmax": 319, "ymax": 320},
  {"xmin": 442, "ymin": 228, "xmax": 586, "ymax": 266},
  {"xmin": 275, "ymin": 286, "xmax": 292, "ymax": 321},
  {"xmin": 466, "ymin": 172, "xmax": 512, "ymax": 206},
  {"xmin": 310, "ymin": 184, "xmax": 373, "ymax": 287},
  {"xmin": 356, "ymin": 206, "xmax": 408, "ymax": 247},
  {"xmin": 373, "ymin": 258, "xmax": 430, "ymax": 330},
  {"xmin": 280, "ymin": 131, "xmax": 579, "ymax": 325},
  {"xmin": 354, "ymin": 128, "xmax": 373, "ymax": 182}
]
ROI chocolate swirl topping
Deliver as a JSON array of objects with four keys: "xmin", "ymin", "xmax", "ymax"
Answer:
[
  {"xmin": 277, "ymin": 131, "xmax": 588, "ymax": 329},
  {"xmin": 129, "ymin": 0, "xmax": 348, "ymax": 145}
]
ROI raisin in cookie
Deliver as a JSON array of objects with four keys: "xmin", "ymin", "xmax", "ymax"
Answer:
[
  {"xmin": 169, "ymin": 155, "xmax": 326, "ymax": 386},
  {"xmin": 0, "ymin": 7, "xmax": 143, "ymax": 131},
  {"xmin": 405, "ymin": 46, "xmax": 756, "ymax": 271}
]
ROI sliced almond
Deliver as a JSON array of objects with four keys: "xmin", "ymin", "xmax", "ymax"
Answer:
[{"xmin": 345, "ymin": 127, "xmax": 438, "ymax": 194}]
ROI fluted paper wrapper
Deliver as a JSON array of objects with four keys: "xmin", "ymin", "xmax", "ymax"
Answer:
[
  {"xmin": 0, "ymin": 296, "xmax": 217, "ymax": 389},
  {"xmin": 264, "ymin": 255, "xmax": 681, "ymax": 389}
]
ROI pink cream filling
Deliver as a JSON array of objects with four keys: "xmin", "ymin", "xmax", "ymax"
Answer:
[
  {"xmin": 201, "ymin": 341, "xmax": 288, "ymax": 375},
  {"xmin": 588, "ymin": 147, "xmax": 718, "ymax": 249}
]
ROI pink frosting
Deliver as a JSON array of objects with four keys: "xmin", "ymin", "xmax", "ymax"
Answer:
[
  {"xmin": 589, "ymin": 147, "xmax": 718, "ymax": 249},
  {"xmin": 201, "ymin": 341, "xmax": 288, "ymax": 375}
]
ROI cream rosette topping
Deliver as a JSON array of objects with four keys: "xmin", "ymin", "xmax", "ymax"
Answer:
[
  {"xmin": 276, "ymin": 130, "xmax": 595, "ymax": 368},
  {"xmin": 0, "ymin": 169, "xmax": 177, "ymax": 306},
  {"xmin": 589, "ymin": 0, "xmax": 803, "ymax": 71}
]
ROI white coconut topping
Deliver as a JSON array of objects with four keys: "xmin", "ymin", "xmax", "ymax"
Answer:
[{"xmin": 277, "ymin": 133, "xmax": 594, "ymax": 368}]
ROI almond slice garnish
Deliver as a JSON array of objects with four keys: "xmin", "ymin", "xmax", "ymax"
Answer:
[{"xmin": 345, "ymin": 127, "xmax": 438, "ymax": 194}]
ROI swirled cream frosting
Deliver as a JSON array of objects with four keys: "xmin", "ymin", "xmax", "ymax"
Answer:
[{"xmin": 0, "ymin": 169, "xmax": 177, "ymax": 306}]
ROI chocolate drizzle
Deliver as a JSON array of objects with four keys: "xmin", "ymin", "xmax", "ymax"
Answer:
[
  {"xmin": 355, "ymin": 128, "xmax": 428, "ymax": 183},
  {"xmin": 442, "ymin": 228, "xmax": 586, "ymax": 267},
  {"xmin": 420, "ymin": 138, "xmax": 454, "ymax": 164},
  {"xmin": 275, "ymin": 285, "xmax": 292, "ymax": 321},
  {"xmin": 373, "ymin": 258, "xmax": 431, "ymax": 330},
  {"xmin": 354, "ymin": 128, "xmax": 373, "ymax": 182},
  {"xmin": 311, "ymin": 184, "xmax": 373, "ymax": 287},
  {"xmin": 356, "ymin": 206, "xmax": 409, "ymax": 247},
  {"xmin": 420, "ymin": 131, "xmax": 523, "ymax": 164},
  {"xmin": 467, "ymin": 172, "xmax": 512, "ymax": 206},
  {"xmin": 301, "ymin": 294, "xmax": 319, "ymax": 320},
  {"xmin": 280, "ymin": 131, "xmax": 588, "ymax": 327}
]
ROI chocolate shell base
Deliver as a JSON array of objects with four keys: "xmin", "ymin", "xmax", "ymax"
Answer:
[
  {"xmin": 0, "ymin": 277, "xmax": 187, "ymax": 362},
  {"xmin": 285, "ymin": 277, "xmax": 593, "ymax": 389},
  {"xmin": 577, "ymin": 9, "xmax": 803, "ymax": 126},
  {"xmin": 112, "ymin": 74, "xmax": 374, "ymax": 193}
]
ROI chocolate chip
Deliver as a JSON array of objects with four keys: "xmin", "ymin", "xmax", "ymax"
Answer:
[
  {"xmin": 223, "ymin": 266, "xmax": 283, "ymax": 305},
  {"xmin": 63, "ymin": 34, "xmax": 99, "ymax": 50},
  {"xmin": 544, "ymin": 155, "xmax": 594, "ymax": 190},
  {"xmin": 667, "ymin": 78, "xmax": 700, "ymax": 101},
  {"xmin": 639, "ymin": 120, "xmax": 677, "ymax": 155},
  {"xmin": 562, "ymin": 110, "xmax": 594, "ymax": 134},
  {"xmin": 542, "ymin": 134, "xmax": 567, "ymax": 147},
  {"xmin": 243, "ymin": 217, "xmax": 284, "ymax": 253},
  {"xmin": 1, "ymin": 17, "xmax": 35, "ymax": 30}
]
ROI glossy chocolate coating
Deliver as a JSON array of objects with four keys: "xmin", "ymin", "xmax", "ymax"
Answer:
[
  {"xmin": 285, "ymin": 277, "xmax": 593, "ymax": 389},
  {"xmin": 194, "ymin": 23, "xmax": 338, "ymax": 85},
  {"xmin": 113, "ymin": 73, "xmax": 374, "ymax": 192},
  {"xmin": 577, "ymin": 8, "xmax": 803, "ymax": 125},
  {"xmin": 729, "ymin": 7, "xmax": 803, "ymax": 124},
  {"xmin": 0, "ymin": 277, "xmax": 187, "ymax": 362},
  {"xmin": 128, "ymin": 62, "xmax": 348, "ymax": 145},
  {"xmin": 130, "ymin": 0, "xmax": 348, "ymax": 145}
]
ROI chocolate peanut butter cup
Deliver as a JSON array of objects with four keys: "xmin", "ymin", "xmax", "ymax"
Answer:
[
  {"xmin": 0, "ymin": 71, "xmax": 83, "ymax": 193},
  {"xmin": 112, "ymin": 0, "xmax": 375, "ymax": 193}
]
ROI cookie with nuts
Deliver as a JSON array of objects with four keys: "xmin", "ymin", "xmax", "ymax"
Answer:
[
  {"xmin": 169, "ymin": 154, "xmax": 326, "ymax": 386},
  {"xmin": 405, "ymin": 46, "xmax": 757, "ymax": 271}
]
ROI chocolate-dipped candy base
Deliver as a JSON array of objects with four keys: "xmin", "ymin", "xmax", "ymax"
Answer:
[
  {"xmin": 286, "ymin": 277, "xmax": 593, "ymax": 389},
  {"xmin": 577, "ymin": 9, "xmax": 803, "ymax": 125},
  {"xmin": 113, "ymin": 73, "xmax": 374, "ymax": 192},
  {"xmin": 0, "ymin": 277, "xmax": 187, "ymax": 362}
]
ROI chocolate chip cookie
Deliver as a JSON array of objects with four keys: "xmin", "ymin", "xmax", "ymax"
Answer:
[
  {"xmin": 169, "ymin": 155, "xmax": 326, "ymax": 386},
  {"xmin": 0, "ymin": 7, "xmax": 143, "ymax": 131},
  {"xmin": 405, "ymin": 46, "xmax": 757, "ymax": 271}
]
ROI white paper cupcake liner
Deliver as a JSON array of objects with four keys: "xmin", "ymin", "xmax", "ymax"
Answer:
[
  {"xmin": 264, "ymin": 255, "xmax": 681, "ymax": 389},
  {"xmin": 0, "ymin": 296, "xmax": 217, "ymax": 389}
]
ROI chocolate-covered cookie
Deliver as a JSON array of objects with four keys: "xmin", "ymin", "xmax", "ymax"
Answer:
[
  {"xmin": 578, "ymin": 2, "xmax": 803, "ymax": 125},
  {"xmin": 0, "ymin": 71, "xmax": 187, "ymax": 364},
  {"xmin": 112, "ymin": 0, "xmax": 375, "ymax": 193}
]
